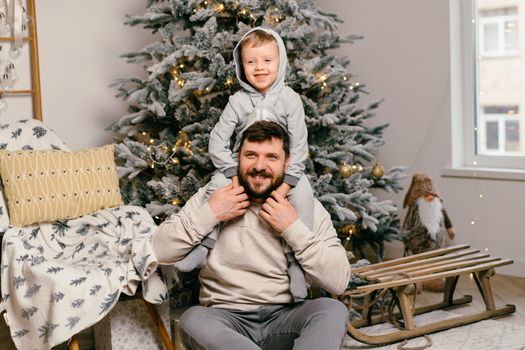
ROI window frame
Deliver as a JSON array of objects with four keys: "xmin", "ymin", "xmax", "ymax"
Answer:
[{"xmin": 452, "ymin": 0, "xmax": 525, "ymax": 171}]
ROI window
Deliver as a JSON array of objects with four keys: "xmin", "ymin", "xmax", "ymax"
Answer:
[
  {"xmin": 478, "ymin": 105, "xmax": 521, "ymax": 155},
  {"xmin": 478, "ymin": 8, "xmax": 519, "ymax": 57},
  {"xmin": 451, "ymin": 0, "xmax": 525, "ymax": 170}
]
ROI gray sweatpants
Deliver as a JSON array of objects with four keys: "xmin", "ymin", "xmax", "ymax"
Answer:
[{"xmin": 179, "ymin": 298, "xmax": 349, "ymax": 350}]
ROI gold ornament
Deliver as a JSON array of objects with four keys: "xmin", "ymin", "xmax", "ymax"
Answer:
[
  {"xmin": 339, "ymin": 163, "xmax": 353, "ymax": 178},
  {"xmin": 371, "ymin": 162, "xmax": 385, "ymax": 178}
]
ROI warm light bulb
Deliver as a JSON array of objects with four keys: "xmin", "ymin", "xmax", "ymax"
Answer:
[
  {"xmin": 479, "ymin": 194, "xmax": 483, "ymax": 198},
  {"xmin": 470, "ymin": 220, "xmax": 475, "ymax": 225}
]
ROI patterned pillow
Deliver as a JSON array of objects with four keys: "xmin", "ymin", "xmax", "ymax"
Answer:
[
  {"xmin": 0, "ymin": 144, "xmax": 123, "ymax": 227},
  {"xmin": 0, "ymin": 119, "xmax": 69, "ymax": 231}
]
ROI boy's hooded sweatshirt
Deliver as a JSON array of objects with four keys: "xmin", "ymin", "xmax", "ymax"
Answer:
[{"xmin": 209, "ymin": 27, "xmax": 308, "ymax": 187}]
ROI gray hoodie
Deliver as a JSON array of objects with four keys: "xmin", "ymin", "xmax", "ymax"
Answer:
[{"xmin": 208, "ymin": 27, "xmax": 308, "ymax": 187}]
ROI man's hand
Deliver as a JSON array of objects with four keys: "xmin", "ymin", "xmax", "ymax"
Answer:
[
  {"xmin": 260, "ymin": 191, "xmax": 299, "ymax": 234},
  {"xmin": 209, "ymin": 184, "xmax": 250, "ymax": 222}
]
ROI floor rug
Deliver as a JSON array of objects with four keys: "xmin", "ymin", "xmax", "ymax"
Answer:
[{"xmin": 343, "ymin": 310, "xmax": 525, "ymax": 350}]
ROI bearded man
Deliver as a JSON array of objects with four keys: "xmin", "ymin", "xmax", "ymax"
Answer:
[{"xmin": 152, "ymin": 121, "xmax": 351, "ymax": 350}]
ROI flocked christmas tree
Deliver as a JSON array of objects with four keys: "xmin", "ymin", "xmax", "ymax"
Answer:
[{"xmin": 111, "ymin": 0, "xmax": 405, "ymax": 261}]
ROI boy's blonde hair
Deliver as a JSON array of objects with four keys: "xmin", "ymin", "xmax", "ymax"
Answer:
[{"xmin": 240, "ymin": 30, "xmax": 277, "ymax": 54}]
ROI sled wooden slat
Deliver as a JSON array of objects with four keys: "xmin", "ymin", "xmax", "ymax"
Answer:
[
  {"xmin": 359, "ymin": 249, "xmax": 483, "ymax": 279},
  {"xmin": 352, "ymin": 244, "xmax": 471, "ymax": 273}
]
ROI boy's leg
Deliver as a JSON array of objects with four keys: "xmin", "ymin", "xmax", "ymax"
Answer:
[
  {"xmin": 174, "ymin": 172, "xmax": 229, "ymax": 272},
  {"xmin": 261, "ymin": 298, "xmax": 349, "ymax": 350},
  {"xmin": 287, "ymin": 175, "xmax": 314, "ymax": 230},
  {"xmin": 284, "ymin": 175, "xmax": 314, "ymax": 301},
  {"xmin": 283, "ymin": 242, "xmax": 307, "ymax": 302}
]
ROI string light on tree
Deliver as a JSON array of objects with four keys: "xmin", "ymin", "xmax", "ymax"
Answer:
[
  {"xmin": 214, "ymin": 3, "xmax": 225, "ymax": 12},
  {"xmin": 340, "ymin": 223, "xmax": 356, "ymax": 249}
]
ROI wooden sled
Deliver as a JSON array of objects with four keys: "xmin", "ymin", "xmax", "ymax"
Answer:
[{"xmin": 337, "ymin": 244, "xmax": 516, "ymax": 346}]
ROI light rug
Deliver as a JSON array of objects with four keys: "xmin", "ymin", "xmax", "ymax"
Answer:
[{"xmin": 343, "ymin": 310, "xmax": 525, "ymax": 350}]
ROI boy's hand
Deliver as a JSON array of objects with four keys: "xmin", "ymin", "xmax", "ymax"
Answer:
[
  {"xmin": 260, "ymin": 191, "xmax": 298, "ymax": 234},
  {"xmin": 274, "ymin": 182, "xmax": 292, "ymax": 198},
  {"xmin": 231, "ymin": 175, "xmax": 240, "ymax": 188},
  {"xmin": 209, "ymin": 184, "xmax": 249, "ymax": 222}
]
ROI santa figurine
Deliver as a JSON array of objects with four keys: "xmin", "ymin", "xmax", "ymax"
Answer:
[{"xmin": 402, "ymin": 173, "xmax": 456, "ymax": 291}]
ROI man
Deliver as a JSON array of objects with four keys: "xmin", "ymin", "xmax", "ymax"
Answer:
[{"xmin": 152, "ymin": 121, "xmax": 351, "ymax": 349}]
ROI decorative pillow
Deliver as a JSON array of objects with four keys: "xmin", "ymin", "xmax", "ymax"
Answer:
[
  {"xmin": 0, "ymin": 119, "xmax": 70, "ymax": 231},
  {"xmin": 0, "ymin": 144, "xmax": 123, "ymax": 227}
]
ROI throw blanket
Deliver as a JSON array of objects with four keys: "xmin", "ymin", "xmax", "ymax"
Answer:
[{"xmin": 0, "ymin": 205, "xmax": 166, "ymax": 350}]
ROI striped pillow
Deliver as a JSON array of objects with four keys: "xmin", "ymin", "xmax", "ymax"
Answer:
[{"xmin": 0, "ymin": 144, "xmax": 123, "ymax": 227}]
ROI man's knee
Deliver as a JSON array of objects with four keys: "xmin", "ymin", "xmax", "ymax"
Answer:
[
  {"xmin": 179, "ymin": 306, "xmax": 210, "ymax": 335},
  {"xmin": 308, "ymin": 298, "xmax": 349, "ymax": 327}
]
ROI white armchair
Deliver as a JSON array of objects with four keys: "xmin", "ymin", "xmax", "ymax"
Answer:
[{"xmin": 0, "ymin": 119, "xmax": 171, "ymax": 350}]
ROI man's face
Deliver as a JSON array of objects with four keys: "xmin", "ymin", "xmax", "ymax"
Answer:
[
  {"xmin": 238, "ymin": 137, "xmax": 288, "ymax": 200},
  {"xmin": 241, "ymin": 41, "xmax": 279, "ymax": 93}
]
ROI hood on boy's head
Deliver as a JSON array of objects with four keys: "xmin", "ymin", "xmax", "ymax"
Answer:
[{"xmin": 233, "ymin": 26, "xmax": 288, "ymax": 94}]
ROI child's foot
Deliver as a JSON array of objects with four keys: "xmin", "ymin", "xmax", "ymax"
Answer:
[
  {"xmin": 288, "ymin": 260, "xmax": 307, "ymax": 302},
  {"xmin": 173, "ymin": 245, "xmax": 209, "ymax": 272}
]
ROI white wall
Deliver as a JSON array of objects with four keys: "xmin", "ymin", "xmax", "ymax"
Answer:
[
  {"xmin": 318, "ymin": 0, "xmax": 525, "ymax": 276},
  {"xmin": 2, "ymin": 1, "xmax": 151, "ymax": 149},
  {"xmin": 4, "ymin": 1, "xmax": 523, "ymax": 276}
]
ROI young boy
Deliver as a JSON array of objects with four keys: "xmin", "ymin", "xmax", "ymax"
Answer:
[{"xmin": 175, "ymin": 27, "xmax": 314, "ymax": 302}]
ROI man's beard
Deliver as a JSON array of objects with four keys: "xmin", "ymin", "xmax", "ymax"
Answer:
[{"xmin": 238, "ymin": 167, "xmax": 284, "ymax": 199}]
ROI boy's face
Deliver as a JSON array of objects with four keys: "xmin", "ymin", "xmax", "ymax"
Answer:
[{"xmin": 241, "ymin": 41, "xmax": 279, "ymax": 93}]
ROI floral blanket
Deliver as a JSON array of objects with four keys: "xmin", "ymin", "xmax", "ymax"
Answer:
[{"xmin": 0, "ymin": 205, "xmax": 167, "ymax": 350}]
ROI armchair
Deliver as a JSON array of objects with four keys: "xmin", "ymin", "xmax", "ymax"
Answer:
[{"xmin": 0, "ymin": 119, "xmax": 172, "ymax": 350}]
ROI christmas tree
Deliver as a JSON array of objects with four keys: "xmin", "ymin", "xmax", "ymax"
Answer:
[{"xmin": 111, "ymin": 0, "xmax": 405, "ymax": 261}]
